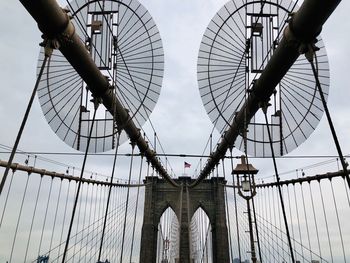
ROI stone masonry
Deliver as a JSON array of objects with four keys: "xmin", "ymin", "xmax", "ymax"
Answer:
[{"xmin": 139, "ymin": 176, "xmax": 230, "ymax": 262}]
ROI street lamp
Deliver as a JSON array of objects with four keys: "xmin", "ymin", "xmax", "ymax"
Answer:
[{"xmin": 233, "ymin": 155, "xmax": 259, "ymax": 263}]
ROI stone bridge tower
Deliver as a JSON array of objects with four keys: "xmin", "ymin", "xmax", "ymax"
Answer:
[{"xmin": 140, "ymin": 176, "xmax": 230, "ymax": 262}]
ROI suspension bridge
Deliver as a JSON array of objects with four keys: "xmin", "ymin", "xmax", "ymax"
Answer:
[{"xmin": 0, "ymin": 0, "xmax": 349, "ymax": 262}]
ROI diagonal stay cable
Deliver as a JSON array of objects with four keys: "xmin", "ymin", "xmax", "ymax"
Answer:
[
  {"xmin": 0, "ymin": 46, "xmax": 50, "ymax": 196},
  {"xmin": 262, "ymin": 104, "xmax": 295, "ymax": 262},
  {"xmin": 97, "ymin": 131, "xmax": 121, "ymax": 262},
  {"xmin": 306, "ymin": 46, "xmax": 350, "ymax": 189},
  {"xmin": 61, "ymin": 103, "xmax": 99, "ymax": 263}
]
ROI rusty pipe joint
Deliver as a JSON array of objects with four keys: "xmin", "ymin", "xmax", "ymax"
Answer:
[
  {"xmin": 38, "ymin": 8, "xmax": 75, "ymax": 55},
  {"xmin": 286, "ymin": 13, "xmax": 322, "ymax": 54}
]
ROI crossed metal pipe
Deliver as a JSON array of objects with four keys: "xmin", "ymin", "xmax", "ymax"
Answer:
[
  {"xmin": 191, "ymin": 0, "xmax": 341, "ymax": 187},
  {"xmin": 19, "ymin": 0, "xmax": 341, "ymax": 188},
  {"xmin": 19, "ymin": 0, "xmax": 178, "ymax": 187}
]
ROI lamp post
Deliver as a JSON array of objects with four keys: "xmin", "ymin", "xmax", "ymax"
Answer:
[{"xmin": 233, "ymin": 155, "xmax": 259, "ymax": 263}]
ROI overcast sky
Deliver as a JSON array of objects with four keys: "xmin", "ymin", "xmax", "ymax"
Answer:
[
  {"xmin": 0, "ymin": 0, "xmax": 350, "ymax": 181},
  {"xmin": 0, "ymin": 0, "xmax": 350, "ymax": 262}
]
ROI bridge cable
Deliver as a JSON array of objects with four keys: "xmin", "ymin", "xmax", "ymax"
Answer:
[
  {"xmin": 251, "ymin": 177, "xmax": 262, "ymax": 262},
  {"xmin": 292, "ymin": 184, "xmax": 304, "ymax": 261},
  {"xmin": 251, "ymin": 193, "xmax": 263, "ymax": 262},
  {"xmin": 0, "ymin": 169, "xmax": 15, "ymax": 229},
  {"xmin": 120, "ymin": 143, "xmax": 135, "ymax": 263},
  {"xmin": 254, "ymin": 208, "xmax": 325, "ymax": 262},
  {"xmin": 306, "ymin": 46, "xmax": 350, "ymax": 189},
  {"xmin": 48, "ymin": 179, "xmax": 63, "ymax": 258},
  {"xmin": 258, "ymin": 188, "xmax": 275, "ymax": 262},
  {"xmin": 71, "ymin": 170, "xmax": 86, "ymax": 261},
  {"xmin": 330, "ymin": 179, "xmax": 347, "ymax": 262},
  {"xmin": 61, "ymin": 103, "xmax": 99, "ymax": 263},
  {"xmin": 38, "ymin": 177, "xmax": 54, "ymax": 257},
  {"xmin": 8, "ymin": 172, "xmax": 30, "ymax": 262},
  {"xmin": 343, "ymin": 177, "xmax": 350, "ymax": 207},
  {"xmin": 276, "ymin": 186, "xmax": 285, "ymax": 261},
  {"xmin": 97, "ymin": 131, "xmax": 121, "ymax": 261},
  {"xmin": 23, "ymin": 174, "xmax": 43, "ymax": 262},
  {"xmin": 66, "ymin": 1, "xmax": 175, "ymax": 181},
  {"xmin": 308, "ymin": 183, "xmax": 322, "ymax": 260},
  {"xmin": 272, "ymin": 187, "xmax": 282, "ymax": 261},
  {"xmin": 95, "ymin": 1, "xmax": 176, "ymax": 178},
  {"xmin": 78, "ymin": 180, "xmax": 91, "ymax": 261},
  {"xmin": 0, "ymin": 48, "xmax": 50, "ymax": 196},
  {"xmin": 57, "ymin": 181, "xmax": 74, "ymax": 259},
  {"xmin": 300, "ymin": 183, "xmax": 312, "ymax": 260},
  {"xmin": 229, "ymin": 148, "xmax": 242, "ymax": 261},
  {"xmin": 268, "ymin": 187, "xmax": 275, "ymax": 261},
  {"xmin": 222, "ymin": 158, "xmax": 234, "ymax": 261},
  {"xmin": 84, "ymin": 183, "xmax": 95, "ymax": 260},
  {"xmin": 262, "ymin": 106, "xmax": 295, "ymax": 261},
  {"xmin": 286, "ymin": 186, "xmax": 296, "ymax": 255},
  {"xmin": 130, "ymin": 154, "xmax": 144, "ymax": 262}
]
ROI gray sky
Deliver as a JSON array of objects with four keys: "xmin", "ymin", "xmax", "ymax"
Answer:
[
  {"xmin": 0, "ymin": 0, "xmax": 350, "ymax": 181},
  {"xmin": 0, "ymin": 0, "xmax": 350, "ymax": 262}
]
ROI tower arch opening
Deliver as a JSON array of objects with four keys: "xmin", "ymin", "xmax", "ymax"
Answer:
[
  {"xmin": 156, "ymin": 206, "xmax": 179, "ymax": 263},
  {"xmin": 190, "ymin": 207, "xmax": 213, "ymax": 263}
]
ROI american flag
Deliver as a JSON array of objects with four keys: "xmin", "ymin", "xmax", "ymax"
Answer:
[{"xmin": 184, "ymin": 161, "xmax": 191, "ymax": 168}]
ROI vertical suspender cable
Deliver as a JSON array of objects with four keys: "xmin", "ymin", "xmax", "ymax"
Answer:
[
  {"xmin": 62, "ymin": 105, "xmax": 98, "ymax": 263},
  {"xmin": 49, "ymin": 179, "xmax": 63, "ymax": 255},
  {"xmin": 120, "ymin": 144, "xmax": 135, "ymax": 263},
  {"xmin": 71, "ymin": 178, "xmax": 84, "ymax": 261},
  {"xmin": 222, "ymin": 159, "xmax": 234, "ymax": 261},
  {"xmin": 344, "ymin": 178, "xmax": 350, "ymax": 207},
  {"xmin": 0, "ymin": 169, "xmax": 15, "ymax": 229},
  {"xmin": 267, "ymin": 187, "xmax": 273, "ymax": 260},
  {"xmin": 58, "ymin": 181, "xmax": 73, "ymax": 259},
  {"xmin": 77, "ymin": 181, "xmax": 90, "ymax": 261},
  {"xmin": 271, "ymin": 187, "xmax": 279, "ymax": 261},
  {"xmin": 86, "ymin": 183, "xmax": 96, "ymax": 259},
  {"xmin": 129, "ymin": 155, "xmax": 144, "ymax": 262},
  {"xmin": 300, "ymin": 184, "xmax": 312, "ymax": 260},
  {"xmin": 308, "ymin": 183, "xmax": 322, "ymax": 260},
  {"xmin": 9, "ymin": 173, "xmax": 30, "ymax": 262},
  {"xmin": 330, "ymin": 179, "xmax": 347, "ymax": 262},
  {"xmin": 0, "ymin": 49, "xmax": 50, "ymax": 195},
  {"xmin": 24, "ymin": 174, "xmax": 43, "ymax": 262},
  {"xmin": 286, "ymin": 186, "xmax": 296, "ymax": 254},
  {"xmin": 251, "ymin": 191, "xmax": 263, "ymax": 262},
  {"xmin": 318, "ymin": 182, "xmax": 334, "ymax": 262},
  {"xmin": 97, "ymin": 132, "xmax": 121, "ymax": 262},
  {"xmin": 263, "ymin": 107, "xmax": 295, "ymax": 262},
  {"xmin": 38, "ymin": 178, "xmax": 54, "ymax": 256},
  {"xmin": 293, "ymin": 184, "xmax": 304, "ymax": 261},
  {"xmin": 276, "ymin": 186, "xmax": 285, "ymax": 261},
  {"xmin": 230, "ymin": 149, "xmax": 242, "ymax": 261}
]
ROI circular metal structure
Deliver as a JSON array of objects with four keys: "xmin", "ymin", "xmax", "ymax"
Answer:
[
  {"xmin": 37, "ymin": 0, "xmax": 164, "ymax": 152},
  {"xmin": 198, "ymin": 0, "xmax": 330, "ymax": 157}
]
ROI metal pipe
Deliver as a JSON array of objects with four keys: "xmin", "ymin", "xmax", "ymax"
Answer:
[
  {"xmin": 19, "ymin": 0, "xmax": 178, "ymax": 187},
  {"xmin": 191, "ymin": 0, "xmax": 341, "ymax": 187},
  {"xmin": 224, "ymin": 169, "xmax": 349, "ymax": 188},
  {"xmin": 256, "ymin": 170, "xmax": 349, "ymax": 188},
  {"xmin": 0, "ymin": 159, "xmax": 145, "ymax": 187}
]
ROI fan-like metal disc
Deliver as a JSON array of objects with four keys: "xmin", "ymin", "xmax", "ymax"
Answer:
[
  {"xmin": 37, "ymin": 0, "xmax": 164, "ymax": 152},
  {"xmin": 198, "ymin": 0, "xmax": 330, "ymax": 157}
]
